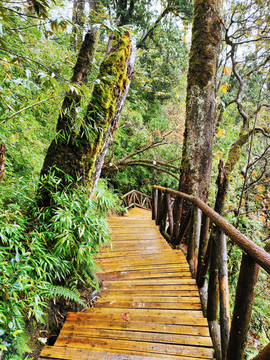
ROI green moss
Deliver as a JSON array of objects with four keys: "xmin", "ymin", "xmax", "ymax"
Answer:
[
  {"xmin": 187, "ymin": 0, "xmax": 222, "ymax": 88},
  {"xmin": 225, "ymin": 129, "xmax": 249, "ymax": 178},
  {"xmin": 88, "ymin": 31, "xmax": 131, "ymax": 128},
  {"xmin": 82, "ymin": 31, "xmax": 132, "ymax": 187}
]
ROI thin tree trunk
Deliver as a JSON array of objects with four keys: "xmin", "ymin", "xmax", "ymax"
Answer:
[{"xmin": 0, "ymin": 144, "xmax": 7, "ymax": 183}]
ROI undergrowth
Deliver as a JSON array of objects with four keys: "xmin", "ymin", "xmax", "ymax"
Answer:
[{"xmin": 0, "ymin": 177, "xmax": 122, "ymax": 359}]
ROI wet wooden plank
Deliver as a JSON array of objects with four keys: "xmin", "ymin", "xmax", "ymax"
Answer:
[
  {"xmin": 101, "ymin": 288, "xmax": 200, "ymax": 297},
  {"xmin": 98, "ymin": 270, "xmax": 191, "ymax": 280},
  {"xmin": 58, "ymin": 328, "xmax": 213, "ymax": 347},
  {"xmin": 94, "ymin": 299, "xmax": 202, "ymax": 310},
  {"xmin": 54, "ymin": 336, "xmax": 213, "ymax": 358},
  {"xmin": 97, "ymin": 294, "xmax": 201, "ymax": 304},
  {"xmin": 63, "ymin": 315, "xmax": 211, "ymax": 336},
  {"xmin": 39, "ymin": 207, "xmax": 213, "ymax": 359},
  {"xmin": 39, "ymin": 346, "xmax": 212, "ymax": 360}
]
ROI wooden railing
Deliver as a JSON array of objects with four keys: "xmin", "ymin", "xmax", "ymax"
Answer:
[
  {"xmin": 121, "ymin": 190, "xmax": 152, "ymax": 210},
  {"xmin": 152, "ymin": 185, "xmax": 270, "ymax": 360}
]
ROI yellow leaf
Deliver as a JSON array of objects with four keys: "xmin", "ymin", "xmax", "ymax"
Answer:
[
  {"xmin": 219, "ymin": 85, "xmax": 227, "ymax": 94},
  {"xmin": 217, "ymin": 128, "xmax": 225, "ymax": 136}
]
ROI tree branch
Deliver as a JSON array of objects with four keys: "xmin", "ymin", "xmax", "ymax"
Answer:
[
  {"xmin": 103, "ymin": 160, "xmax": 180, "ymax": 181},
  {"xmin": 138, "ymin": 7, "xmax": 172, "ymax": 47}
]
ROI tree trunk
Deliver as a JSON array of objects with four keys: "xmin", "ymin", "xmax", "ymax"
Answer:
[
  {"xmin": 38, "ymin": 28, "xmax": 100, "ymax": 206},
  {"xmin": 92, "ymin": 38, "xmax": 136, "ymax": 187},
  {"xmin": 179, "ymin": 0, "xmax": 222, "ymax": 201},
  {"xmin": 39, "ymin": 31, "xmax": 135, "ymax": 205},
  {"xmin": 87, "ymin": 33, "xmax": 136, "ymax": 189},
  {"xmin": 175, "ymin": 0, "xmax": 222, "ymax": 246},
  {"xmin": 72, "ymin": 0, "xmax": 86, "ymax": 52}
]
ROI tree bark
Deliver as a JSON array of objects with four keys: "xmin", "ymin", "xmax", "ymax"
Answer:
[
  {"xmin": 39, "ymin": 31, "xmax": 134, "ymax": 205},
  {"xmin": 72, "ymin": 0, "xmax": 86, "ymax": 52},
  {"xmin": 227, "ymin": 254, "xmax": 259, "ymax": 360},
  {"xmin": 251, "ymin": 343, "xmax": 270, "ymax": 360},
  {"xmin": 92, "ymin": 37, "xmax": 136, "ymax": 187},
  {"xmin": 179, "ymin": 0, "xmax": 222, "ymax": 201},
  {"xmin": 38, "ymin": 28, "xmax": 100, "ymax": 205}
]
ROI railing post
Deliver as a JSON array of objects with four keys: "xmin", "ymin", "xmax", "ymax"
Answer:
[
  {"xmin": 227, "ymin": 253, "xmax": 260, "ymax": 360},
  {"xmin": 166, "ymin": 192, "xmax": 174, "ymax": 236},
  {"xmin": 217, "ymin": 232, "xmax": 230, "ymax": 359},
  {"xmin": 207, "ymin": 225, "xmax": 222, "ymax": 360},
  {"xmin": 172, "ymin": 197, "xmax": 183, "ymax": 244},
  {"xmin": 251, "ymin": 343, "xmax": 270, "ymax": 360},
  {"xmin": 156, "ymin": 189, "xmax": 163, "ymax": 225},
  {"xmin": 187, "ymin": 206, "xmax": 201, "ymax": 278},
  {"xmin": 178, "ymin": 206, "xmax": 193, "ymax": 245},
  {"xmin": 151, "ymin": 188, "xmax": 156, "ymax": 220},
  {"xmin": 197, "ymin": 214, "xmax": 210, "ymax": 288},
  {"xmin": 160, "ymin": 192, "xmax": 168, "ymax": 233}
]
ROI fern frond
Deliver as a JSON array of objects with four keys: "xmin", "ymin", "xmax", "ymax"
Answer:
[{"xmin": 39, "ymin": 283, "xmax": 85, "ymax": 307}]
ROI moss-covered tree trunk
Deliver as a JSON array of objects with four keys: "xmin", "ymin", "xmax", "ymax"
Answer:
[
  {"xmin": 175, "ymin": 0, "xmax": 222, "ymax": 245},
  {"xmin": 178, "ymin": 0, "xmax": 222, "ymax": 201},
  {"xmin": 38, "ymin": 28, "xmax": 100, "ymax": 206},
  {"xmin": 85, "ymin": 32, "xmax": 135, "ymax": 189},
  {"xmin": 39, "ymin": 31, "xmax": 134, "ymax": 206},
  {"xmin": 92, "ymin": 38, "xmax": 136, "ymax": 187},
  {"xmin": 71, "ymin": 0, "xmax": 86, "ymax": 52}
]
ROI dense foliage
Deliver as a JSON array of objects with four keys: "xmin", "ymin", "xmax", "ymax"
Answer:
[{"xmin": 0, "ymin": 0, "xmax": 269, "ymax": 358}]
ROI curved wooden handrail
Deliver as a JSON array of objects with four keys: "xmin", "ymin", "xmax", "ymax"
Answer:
[
  {"xmin": 152, "ymin": 185, "xmax": 270, "ymax": 360},
  {"xmin": 121, "ymin": 190, "xmax": 152, "ymax": 210},
  {"xmin": 153, "ymin": 185, "xmax": 270, "ymax": 274}
]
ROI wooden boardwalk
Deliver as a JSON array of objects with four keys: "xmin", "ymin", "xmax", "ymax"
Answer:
[{"xmin": 39, "ymin": 207, "xmax": 213, "ymax": 359}]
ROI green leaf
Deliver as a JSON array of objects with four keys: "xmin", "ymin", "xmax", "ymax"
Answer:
[{"xmin": 12, "ymin": 329, "xmax": 23, "ymax": 338}]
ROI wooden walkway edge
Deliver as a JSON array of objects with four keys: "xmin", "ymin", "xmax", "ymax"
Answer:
[{"xmin": 39, "ymin": 207, "xmax": 213, "ymax": 359}]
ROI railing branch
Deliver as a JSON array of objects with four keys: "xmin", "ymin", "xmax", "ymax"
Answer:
[{"xmin": 153, "ymin": 185, "xmax": 270, "ymax": 274}]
